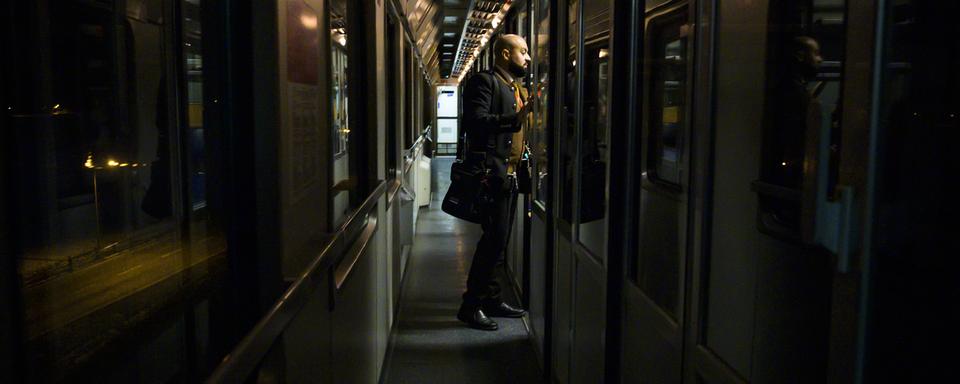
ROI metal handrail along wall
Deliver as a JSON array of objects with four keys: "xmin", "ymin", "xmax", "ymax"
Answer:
[{"xmin": 206, "ymin": 126, "xmax": 433, "ymax": 383}]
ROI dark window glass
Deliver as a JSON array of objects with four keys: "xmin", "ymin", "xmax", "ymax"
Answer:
[
  {"xmin": 867, "ymin": 1, "xmax": 958, "ymax": 379},
  {"xmin": 404, "ymin": 45, "xmax": 414, "ymax": 149},
  {"xmin": 649, "ymin": 30, "xmax": 687, "ymax": 185},
  {"xmin": 559, "ymin": 0, "xmax": 580, "ymax": 225},
  {"xmin": 533, "ymin": 0, "xmax": 550, "ymax": 206},
  {"xmin": 385, "ymin": 14, "xmax": 399, "ymax": 177},
  {"xmin": 6, "ymin": 0, "xmax": 233, "ymax": 380},
  {"xmin": 755, "ymin": 0, "xmax": 847, "ymax": 240},
  {"xmin": 576, "ymin": 42, "xmax": 609, "ymax": 257},
  {"xmin": 182, "ymin": 0, "xmax": 224, "ymax": 255},
  {"xmin": 633, "ymin": 8, "xmax": 690, "ymax": 320}
]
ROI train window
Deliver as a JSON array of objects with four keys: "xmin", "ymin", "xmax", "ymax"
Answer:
[
  {"xmin": 558, "ymin": 0, "xmax": 580, "ymax": 225},
  {"xmin": 867, "ymin": 1, "xmax": 959, "ymax": 377},
  {"xmin": 5, "ymin": 0, "xmax": 231, "ymax": 379},
  {"xmin": 404, "ymin": 45, "xmax": 415, "ymax": 149},
  {"xmin": 647, "ymin": 14, "xmax": 688, "ymax": 186},
  {"xmin": 329, "ymin": 0, "xmax": 352, "ymax": 227},
  {"xmin": 181, "ymin": 0, "xmax": 223, "ymax": 256},
  {"xmin": 532, "ymin": 0, "xmax": 550, "ymax": 206},
  {"xmin": 755, "ymin": 0, "xmax": 847, "ymax": 239},
  {"xmin": 330, "ymin": 1, "xmax": 349, "ymax": 160},
  {"xmin": 385, "ymin": 13, "xmax": 399, "ymax": 178},
  {"xmin": 576, "ymin": 42, "xmax": 610, "ymax": 257},
  {"xmin": 632, "ymin": 6, "xmax": 690, "ymax": 321}
]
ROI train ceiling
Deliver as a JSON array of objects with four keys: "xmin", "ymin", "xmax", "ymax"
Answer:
[
  {"xmin": 395, "ymin": 0, "xmax": 514, "ymax": 84},
  {"xmin": 450, "ymin": 0, "xmax": 512, "ymax": 81}
]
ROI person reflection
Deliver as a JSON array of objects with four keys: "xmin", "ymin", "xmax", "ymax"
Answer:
[{"xmin": 770, "ymin": 36, "xmax": 823, "ymax": 190}]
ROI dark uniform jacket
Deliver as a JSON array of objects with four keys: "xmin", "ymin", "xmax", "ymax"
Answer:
[{"xmin": 461, "ymin": 68, "xmax": 523, "ymax": 186}]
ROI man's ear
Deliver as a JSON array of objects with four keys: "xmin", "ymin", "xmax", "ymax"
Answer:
[{"xmin": 500, "ymin": 48, "xmax": 511, "ymax": 61}]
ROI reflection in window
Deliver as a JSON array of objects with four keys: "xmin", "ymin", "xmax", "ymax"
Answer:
[
  {"xmin": 6, "ymin": 0, "xmax": 229, "ymax": 380},
  {"xmin": 330, "ymin": 0, "xmax": 351, "ymax": 227},
  {"xmin": 385, "ymin": 13, "xmax": 399, "ymax": 176},
  {"xmin": 634, "ymin": 9, "xmax": 689, "ymax": 320},
  {"xmin": 650, "ymin": 33, "xmax": 686, "ymax": 185},
  {"xmin": 183, "ymin": 0, "xmax": 210, "ymax": 216},
  {"xmin": 404, "ymin": 46, "xmax": 415, "ymax": 149},
  {"xmin": 756, "ymin": 0, "xmax": 846, "ymax": 238},
  {"xmin": 330, "ymin": 10, "xmax": 349, "ymax": 158},
  {"xmin": 12, "ymin": 1, "xmax": 181, "ymax": 277},
  {"xmin": 182, "ymin": 0, "xmax": 226, "ymax": 260},
  {"xmin": 577, "ymin": 44, "xmax": 609, "ymax": 257},
  {"xmin": 533, "ymin": 0, "xmax": 550, "ymax": 205},
  {"xmin": 559, "ymin": 0, "xmax": 579, "ymax": 224}
]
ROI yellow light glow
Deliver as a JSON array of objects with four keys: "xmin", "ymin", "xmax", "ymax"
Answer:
[
  {"xmin": 662, "ymin": 106, "xmax": 679, "ymax": 124},
  {"xmin": 120, "ymin": 163, "xmax": 129, "ymax": 167},
  {"xmin": 84, "ymin": 154, "xmax": 94, "ymax": 169},
  {"xmin": 107, "ymin": 159, "xmax": 119, "ymax": 167},
  {"xmin": 53, "ymin": 104, "xmax": 61, "ymax": 109},
  {"xmin": 300, "ymin": 13, "xmax": 318, "ymax": 30}
]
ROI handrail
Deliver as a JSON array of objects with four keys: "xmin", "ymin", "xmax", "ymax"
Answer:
[
  {"xmin": 405, "ymin": 125, "xmax": 432, "ymax": 158},
  {"xmin": 334, "ymin": 215, "xmax": 378, "ymax": 291},
  {"xmin": 404, "ymin": 125, "xmax": 432, "ymax": 174},
  {"xmin": 206, "ymin": 180, "xmax": 388, "ymax": 384}
]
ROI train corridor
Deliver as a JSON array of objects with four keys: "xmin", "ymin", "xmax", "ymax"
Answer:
[
  {"xmin": 4, "ymin": 0, "xmax": 957, "ymax": 382},
  {"xmin": 381, "ymin": 156, "xmax": 542, "ymax": 383}
]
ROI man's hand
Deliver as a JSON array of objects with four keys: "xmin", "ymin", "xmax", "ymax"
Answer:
[{"xmin": 518, "ymin": 93, "xmax": 536, "ymax": 120}]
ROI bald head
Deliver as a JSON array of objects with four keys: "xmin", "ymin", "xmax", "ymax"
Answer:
[
  {"xmin": 791, "ymin": 36, "xmax": 823, "ymax": 78},
  {"xmin": 494, "ymin": 34, "xmax": 531, "ymax": 78}
]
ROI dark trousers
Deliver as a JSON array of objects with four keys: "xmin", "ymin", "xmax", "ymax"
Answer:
[{"xmin": 462, "ymin": 175, "xmax": 517, "ymax": 308}]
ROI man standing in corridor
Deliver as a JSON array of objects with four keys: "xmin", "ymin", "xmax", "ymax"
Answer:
[{"xmin": 457, "ymin": 34, "xmax": 533, "ymax": 331}]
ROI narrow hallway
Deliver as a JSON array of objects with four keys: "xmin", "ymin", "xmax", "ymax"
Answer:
[{"xmin": 381, "ymin": 156, "xmax": 544, "ymax": 383}]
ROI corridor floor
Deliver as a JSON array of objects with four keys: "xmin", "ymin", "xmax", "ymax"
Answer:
[{"xmin": 381, "ymin": 156, "xmax": 544, "ymax": 383}]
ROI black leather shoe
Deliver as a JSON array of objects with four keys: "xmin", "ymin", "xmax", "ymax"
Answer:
[
  {"xmin": 457, "ymin": 307, "xmax": 499, "ymax": 331},
  {"xmin": 482, "ymin": 302, "xmax": 526, "ymax": 318}
]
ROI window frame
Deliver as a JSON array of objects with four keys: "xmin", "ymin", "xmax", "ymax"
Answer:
[{"xmin": 641, "ymin": 6, "xmax": 690, "ymax": 192}]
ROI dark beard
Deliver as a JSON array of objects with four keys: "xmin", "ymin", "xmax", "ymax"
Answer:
[{"xmin": 509, "ymin": 61, "xmax": 527, "ymax": 78}]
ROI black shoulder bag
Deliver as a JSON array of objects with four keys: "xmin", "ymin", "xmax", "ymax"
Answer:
[
  {"xmin": 441, "ymin": 158, "xmax": 495, "ymax": 223},
  {"xmin": 441, "ymin": 73, "xmax": 499, "ymax": 223}
]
